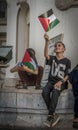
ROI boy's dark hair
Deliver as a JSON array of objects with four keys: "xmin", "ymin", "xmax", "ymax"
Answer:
[
  {"xmin": 55, "ymin": 41, "xmax": 65, "ymax": 48},
  {"xmin": 27, "ymin": 48, "xmax": 35, "ymax": 57},
  {"xmin": 27, "ymin": 48, "xmax": 38, "ymax": 65}
]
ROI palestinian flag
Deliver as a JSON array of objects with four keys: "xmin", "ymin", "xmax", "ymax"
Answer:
[
  {"xmin": 38, "ymin": 9, "xmax": 60, "ymax": 32},
  {"xmin": 21, "ymin": 50, "xmax": 38, "ymax": 71}
]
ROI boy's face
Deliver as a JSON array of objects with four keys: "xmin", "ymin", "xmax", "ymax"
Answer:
[{"xmin": 54, "ymin": 42, "xmax": 65, "ymax": 53}]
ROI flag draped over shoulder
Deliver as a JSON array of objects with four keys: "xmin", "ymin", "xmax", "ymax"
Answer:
[
  {"xmin": 38, "ymin": 9, "xmax": 60, "ymax": 32},
  {"xmin": 22, "ymin": 50, "xmax": 38, "ymax": 71}
]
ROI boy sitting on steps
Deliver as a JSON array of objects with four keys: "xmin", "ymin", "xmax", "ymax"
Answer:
[{"xmin": 42, "ymin": 33, "xmax": 71, "ymax": 127}]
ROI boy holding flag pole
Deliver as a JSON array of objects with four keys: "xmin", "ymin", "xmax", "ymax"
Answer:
[{"xmin": 42, "ymin": 33, "xmax": 71, "ymax": 127}]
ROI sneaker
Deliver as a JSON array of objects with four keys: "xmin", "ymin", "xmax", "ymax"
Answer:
[
  {"xmin": 35, "ymin": 85, "xmax": 41, "ymax": 89},
  {"xmin": 51, "ymin": 114, "xmax": 61, "ymax": 127},
  {"xmin": 73, "ymin": 118, "xmax": 78, "ymax": 129},
  {"xmin": 23, "ymin": 83, "xmax": 27, "ymax": 89},
  {"xmin": 73, "ymin": 118, "xmax": 78, "ymax": 123},
  {"xmin": 44, "ymin": 115, "xmax": 54, "ymax": 127},
  {"xmin": 73, "ymin": 121, "xmax": 78, "ymax": 129}
]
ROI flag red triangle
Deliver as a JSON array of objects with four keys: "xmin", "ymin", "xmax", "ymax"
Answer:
[
  {"xmin": 22, "ymin": 50, "xmax": 31, "ymax": 62},
  {"xmin": 38, "ymin": 17, "xmax": 50, "ymax": 31}
]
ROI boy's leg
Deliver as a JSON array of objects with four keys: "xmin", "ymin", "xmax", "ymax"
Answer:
[
  {"xmin": 35, "ymin": 66, "xmax": 43, "ymax": 89},
  {"xmin": 49, "ymin": 84, "xmax": 67, "ymax": 127},
  {"xmin": 42, "ymin": 82, "xmax": 54, "ymax": 127},
  {"xmin": 48, "ymin": 88, "xmax": 61, "ymax": 127},
  {"xmin": 49, "ymin": 88, "xmax": 60, "ymax": 115},
  {"xmin": 43, "ymin": 87, "xmax": 60, "ymax": 127},
  {"xmin": 42, "ymin": 82, "xmax": 53, "ymax": 109},
  {"xmin": 18, "ymin": 70, "xmax": 36, "ymax": 86},
  {"xmin": 49, "ymin": 82, "xmax": 68, "ymax": 114},
  {"xmin": 43, "ymin": 83, "xmax": 67, "ymax": 127}
]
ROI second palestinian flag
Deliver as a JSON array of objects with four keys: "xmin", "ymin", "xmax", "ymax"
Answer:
[
  {"xmin": 38, "ymin": 9, "xmax": 60, "ymax": 32},
  {"xmin": 22, "ymin": 50, "xmax": 38, "ymax": 71}
]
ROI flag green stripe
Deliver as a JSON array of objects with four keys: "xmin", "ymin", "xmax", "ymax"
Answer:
[
  {"xmin": 46, "ymin": 18, "xmax": 60, "ymax": 32},
  {"xmin": 23, "ymin": 62, "xmax": 35, "ymax": 71}
]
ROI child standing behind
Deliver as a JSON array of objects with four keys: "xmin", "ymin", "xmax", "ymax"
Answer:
[{"xmin": 69, "ymin": 64, "xmax": 78, "ymax": 129}]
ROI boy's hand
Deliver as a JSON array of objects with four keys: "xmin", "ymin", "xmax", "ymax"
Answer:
[
  {"xmin": 54, "ymin": 81, "xmax": 63, "ymax": 90},
  {"xmin": 44, "ymin": 33, "xmax": 49, "ymax": 41}
]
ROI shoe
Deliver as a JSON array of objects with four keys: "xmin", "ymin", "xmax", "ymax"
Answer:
[
  {"xmin": 51, "ymin": 114, "xmax": 61, "ymax": 127},
  {"xmin": 73, "ymin": 118, "xmax": 78, "ymax": 123},
  {"xmin": 73, "ymin": 122, "xmax": 78, "ymax": 129},
  {"xmin": 35, "ymin": 85, "xmax": 41, "ymax": 89},
  {"xmin": 15, "ymin": 80, "xmax": 27, "ymax": 89},
  {"xmin": 23, "ymin": 83, "xmax": 28, "ymax": 89},
  {"xmin": 44, "ymin": 115, "xmax": 54, "ymax": 127},
  {"xmin": 73, "ymin": 118, "xmax": 78, "ymax": 129}
]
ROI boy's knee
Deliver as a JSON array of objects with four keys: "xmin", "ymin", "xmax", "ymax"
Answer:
[
  {"xmin": 42, "ymin": 88, "xmax": 45, "ymax": 98},
  {"xmin": 53, "ymin": 88, "xmax": 60, "ymax": 96},
  {"xmin": 42, "ymin": 87, "xmax": 48, "ymax": 98}
]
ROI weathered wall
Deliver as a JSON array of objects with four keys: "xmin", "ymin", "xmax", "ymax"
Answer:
[{"xmin": 6, "ymin": 0, "xmax": 78, "ymax": 78}]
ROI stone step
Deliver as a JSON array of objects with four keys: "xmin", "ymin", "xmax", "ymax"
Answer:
[
  {"xmin": 0, "ymin": 87, "xmax": 74, "ymax": 112},
  {"xmin": 0, "ymin": 87, "xmax": 74, "ymax": 127}
]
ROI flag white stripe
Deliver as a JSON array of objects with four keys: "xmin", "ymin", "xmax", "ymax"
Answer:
[
  {"xmin": 48, "ymin": 14, "xmax": 56, "ymax": 23},
  {"xmin": 30, "ymin": 58, "xmax": 37, "ymax": 69}
]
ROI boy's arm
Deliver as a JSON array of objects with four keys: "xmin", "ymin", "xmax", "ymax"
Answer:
[
  {"xmin": 44, "ymin": 34, "xmax": 50, "ymax": 60},
  {"xmin": 54, "ymin": 59, "xmax": 71, "ymax": 89},
  {"xmin": 61, "ymin": 75, "xmax": 69, "ymax": 83},
  {"xmin": 22, "ymin": 65, "xmax": 38, "ymax": 75},
  {"xmin": 54, "ymin": 75, "xmax": 69, "ymax": 89},
  {"xmin": 62, "ymin": 59, "xmax": 71, "ymax": 83}
]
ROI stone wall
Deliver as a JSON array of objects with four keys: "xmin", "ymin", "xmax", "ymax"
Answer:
[{"xmin": 0, "ymin": 87, "xmax": 74, "ymax": 127}]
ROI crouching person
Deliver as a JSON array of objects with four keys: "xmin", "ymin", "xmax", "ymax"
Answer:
[
  {"xmin": 10, "ymin": 48, "xmax": 39, "ymax": 88},
  {"xmin": 42, "ymin": 34, "xmax": 71, "ymax": 127}
]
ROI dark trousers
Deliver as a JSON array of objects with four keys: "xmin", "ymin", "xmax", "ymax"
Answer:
[
  {"xmin": 18, "ymin": 66, "xmax": 43, "ymax": 87},
  {"xmin": 74, "ymin": 97, "xmax": 78, "ymax": 118},
  {"xmin": 72, "ymin": 86, "xmax": 78, "ymax": 118},
  {"xmin": 69, "ymin": 69, "xmax": 78, "ymax": 118},
  {"xmin": 42, "ymin": 81, "xmax": 67, "ymax": 115}
]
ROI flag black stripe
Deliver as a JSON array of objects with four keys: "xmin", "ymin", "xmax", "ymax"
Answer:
[{"xmin": 38, "ymin": 9, "xmax": 53, "ymax": 18}]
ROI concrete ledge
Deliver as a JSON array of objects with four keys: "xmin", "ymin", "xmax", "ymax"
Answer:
[
  {"xmin": 0, "ymin": 87, "xmax": 74, "ymax": 127},
  {"xmin": 0, "ymin": 87, "xmax": 74, "ymax": 113}
]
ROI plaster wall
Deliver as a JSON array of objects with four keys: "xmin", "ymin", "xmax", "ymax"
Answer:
[{"xmin": 6, "ymin": 0, "xmax": 78, "ymax": 78}]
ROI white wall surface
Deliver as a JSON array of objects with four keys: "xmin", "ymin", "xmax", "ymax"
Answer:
[
  {"xmin": 6, "ymin": 0, "xmax": 19, "ymax": 78},
  {"xmin": 6, "ymin": 0, "xmax": 78, "ymax": 78},
  {"xmin": 34, "ymin": 0, "xmax": 78, "ymax": 68},
  {"xmin": 0, "ymin": 26, "xmax": 6, "ymax": 32}
]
